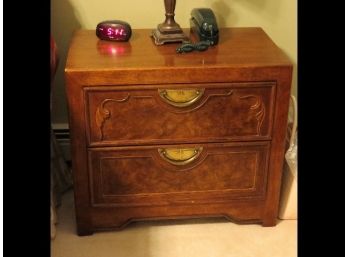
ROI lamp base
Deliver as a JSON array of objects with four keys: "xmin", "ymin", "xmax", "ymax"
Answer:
[{"xmin": 152, "ymin": 26, "xmax": 188, "ymax": 45}]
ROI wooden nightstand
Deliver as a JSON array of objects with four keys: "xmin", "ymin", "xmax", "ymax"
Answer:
[{"xmin": 65, "ymin": 28, "xmax": 292, "ymax": 236}]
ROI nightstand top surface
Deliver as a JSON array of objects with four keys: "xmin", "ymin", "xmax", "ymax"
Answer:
[{"xmin": 65, "ymin": 27, "xmax": 292, "ymax": 72}]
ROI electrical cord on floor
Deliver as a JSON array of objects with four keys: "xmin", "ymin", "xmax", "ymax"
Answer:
[{"xmin": 176, "ymin": 40, "xmax": 213, "ymax": 53}]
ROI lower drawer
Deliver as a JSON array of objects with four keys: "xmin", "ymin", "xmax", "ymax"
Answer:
[{"xmin": 88, "ymin": 141, "xmax": 270, "ymax": 207}]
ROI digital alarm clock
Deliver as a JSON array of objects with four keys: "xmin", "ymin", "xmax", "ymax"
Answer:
[{"xmin": 96, "ymin": 20, "xmax": 132, "ymax": 41}]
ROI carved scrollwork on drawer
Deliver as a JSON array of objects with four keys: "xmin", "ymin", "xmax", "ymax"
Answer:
[
  {"xmin": 239, "ymin": 95, "xmax": 266, "ymax": 135},
  {"xmin": 95, "ymin": 94, "xmax": 130, "ymax": 140}
]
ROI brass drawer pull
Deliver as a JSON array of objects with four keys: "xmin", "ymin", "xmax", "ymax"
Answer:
[
  {"xmin": 158, "ymin": 89, "xmax": 205, "ymax": 107},
  {"xmin": 158, "ymin": 147, "xmax": 203, "ymax": 166}
]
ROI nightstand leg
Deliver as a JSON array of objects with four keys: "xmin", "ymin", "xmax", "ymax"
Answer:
[
  {"xmin": 77, "ymin": 226, "xmax": 93, "ymax": 236},
  {"xmin": 261, "ymin": 217, "xmax": 277, "ymax": 227}
]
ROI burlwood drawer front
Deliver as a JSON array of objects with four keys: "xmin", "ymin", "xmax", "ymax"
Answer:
[
  {"xmin": 88, "ymin": 141, "xmax": 270, "ymax": 207},
  {"xmin": 85, "ymin": 82, "xmax": 275, "ymax": 146}
]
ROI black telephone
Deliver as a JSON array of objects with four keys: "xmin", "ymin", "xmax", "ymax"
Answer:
[{"xmin": 190, "ymin": 8, "xmax": 219, "ymax": 45}]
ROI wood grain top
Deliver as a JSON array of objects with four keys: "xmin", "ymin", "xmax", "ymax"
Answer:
[{"xmin": 65, "ymin": 28, "xmax": 292, "ymax": 72}]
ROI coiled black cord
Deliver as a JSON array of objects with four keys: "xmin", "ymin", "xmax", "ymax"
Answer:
[{"xmin": 176, "ymin": 40, "xmax": 213, "ymax": 53}]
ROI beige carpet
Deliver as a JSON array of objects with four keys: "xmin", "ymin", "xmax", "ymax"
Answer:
[{"xmin": 51, "ymin": 190, "xmax": 297, "ymax": 257}]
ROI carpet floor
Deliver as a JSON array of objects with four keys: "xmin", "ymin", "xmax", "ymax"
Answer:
[{"xmin": 51, "ymin": 189, "xmax": 297, "ymax": 257}]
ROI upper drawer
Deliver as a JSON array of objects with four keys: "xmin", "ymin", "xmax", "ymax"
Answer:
[{"xmin": 85, "ymin": 82, "xmax": 276, "ymax": 146}]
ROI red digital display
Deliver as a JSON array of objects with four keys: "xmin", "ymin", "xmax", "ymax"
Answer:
[
  {"xmin": 96, "ymin": 20, "xmax": 132, "ymax": 41},
  {"xmin": 106, "ymin": 27, "xmax": 126, "ymax": 37}
]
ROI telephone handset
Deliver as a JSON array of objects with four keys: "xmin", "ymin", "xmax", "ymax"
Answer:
[
  {"xmin": 176, "ymin": 8, "xmax": 219, "ymax": 53},
  {"xmin": 190, "ymin": 8, "xmax": 219, "ymax": 45}
]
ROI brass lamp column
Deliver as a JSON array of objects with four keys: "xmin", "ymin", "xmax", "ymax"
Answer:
[{"xmin": 152, "ymin": 0, "xmax": 188, "ymax": 45}]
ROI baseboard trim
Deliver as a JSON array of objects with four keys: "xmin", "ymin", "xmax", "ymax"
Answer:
[
  {"xmin": 52, "ymin": 123, "xmax": 71, "ymax": 161},
  {"xmin": 52, "ymin": 123, "xmax": 69, "ymax": 130}
]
